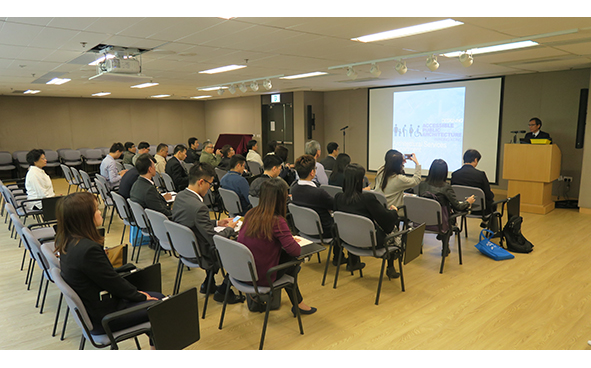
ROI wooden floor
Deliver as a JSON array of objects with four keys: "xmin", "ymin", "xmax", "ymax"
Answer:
[{"xmin": 2, "ymin": 177, "xmax": 591, "ymax": 353}]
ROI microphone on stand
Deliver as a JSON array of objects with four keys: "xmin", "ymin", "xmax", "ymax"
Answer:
[
  {"xmin": 510, "ymin": 130, "xmax": 526, "ymax": 134},
  {"xmin": 340, "ymin": 126, "xmax": 349, "ymax": 131}
]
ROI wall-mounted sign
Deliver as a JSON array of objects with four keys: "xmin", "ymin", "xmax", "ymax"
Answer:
[{"xmin": 271, "ymin": 94, "xmax": 281, "ymax": 103}]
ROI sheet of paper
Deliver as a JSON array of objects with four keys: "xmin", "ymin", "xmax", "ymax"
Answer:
[{"xmin": 293, "ymin": 235, "xmax": 313, "ymax": 247}]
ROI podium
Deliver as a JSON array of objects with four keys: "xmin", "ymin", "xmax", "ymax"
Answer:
[{"xmin": 503, "ymin": 143, "xmax": 561, "ymax": 214}]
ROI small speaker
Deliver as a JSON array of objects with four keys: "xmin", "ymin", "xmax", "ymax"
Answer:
[{"xmin": 575, "ymin": 88, "xmax": 588, "ymax": 149}]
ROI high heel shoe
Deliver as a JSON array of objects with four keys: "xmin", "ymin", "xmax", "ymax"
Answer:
[
  {"xmin": 386, "ymin": 267, "xmax": 400, "ymax": 280},
  {"xmin": 346, "ymin": 262, "xmax": 366, "ymax": 272},
  {"xmin": 291, "ymin": 305, "xmax": 317, "ymax": 317}
]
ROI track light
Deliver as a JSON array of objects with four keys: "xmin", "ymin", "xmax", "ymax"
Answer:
[
  {"xmin": 217, "ymin": 88, "xmax": 224, "ymax": 96},
  {"xmin": 346, "ymin": 66, "xmax": 357, "ymax": 80},
  {"xmin": 426, "ymin": 55, "xmax": 439, "ymax": 71},
  {"xmin": 459, "ymin": 52, "xmax": 473, "ymax": 67},
  {"xmin": 250, "ymin": 81, "xmax": 259, "ymax": 91},
  {"xmin": 263, "ymin": 79, "xmax": 272, "ymax": 90},
  {"xmin": 395, "ymin": 61, "xmax": 407, "ymax": 75},
  {"xmin": 228, "ymin": 85, "xmax": 236, "ymax": 94},
  {"xmin": 239, "ymin": 83, "xmax": 248, "ymax": 93},
  {"xmin": 369, "ymin": 63, "xmax": 381, "ymax": 77}
]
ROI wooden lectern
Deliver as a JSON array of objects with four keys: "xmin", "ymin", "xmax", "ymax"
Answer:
[{"xmin": 502, "ymin": 143, "xmax": 561, "ymax": 214}]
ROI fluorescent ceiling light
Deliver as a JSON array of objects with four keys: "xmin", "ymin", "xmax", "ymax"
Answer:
[
  {"xmin": 198, "ymin": 65, "xmax": 246, "ymax": 74},
  {"xmin": 23, "ymin": 89, "xmax": 41, "ymax": 94},
  {"xmin": 191, "ymin": 95, "xmax": 212, "ymax": 99},
  {"xmin": 150, "ymin": 94, "xmax": 170, "ymax": 98},
  {"xmin": 442, "ymin": 41, "xmax": 539, "ymax": 57},
  {"xmin": 198, "ymin": 86, "xmax": 228, "ymax": 91},
  {"xmin": 91, "ymin": 92, "xmax": 111, "ymax": 97},
  {"xmin": 46, "ymin": 78, "xmax": 71, "ymax": 85},
  {"xmin": 352, "ymin": 19, "xmax": 463, "ymax": 43},
  {"xmin": 280, "ymin": 72, "xmax": 328, "ymax": 80},
  {"xmin": 131, "ymin": 82, "xmax": 159, "ymax": 89},
  {"xmin": 88, "ymin": 54, "xmax": 116, "ymax": 66}
]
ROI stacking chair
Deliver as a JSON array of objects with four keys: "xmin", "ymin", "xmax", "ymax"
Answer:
[
  {"xmin": 149, "ymin": 145, "xmax": 157, "ymax": 156},
  {"xmin": 60, "ymin": 164, "xmax": 77, "ymax": 194},
  {"xmin": 22, "ymin": 228, "xmax": 58, "ymax": 316},
  {"xmin": 215, "ymin": 167, "xmax": 228, "ymax": 181},
  {"xmin": 320, "ymin": 184, "xmax": 342, "ymax": 198},
  {"xmin": 96, "ymin": 147, "xmax": 110, "ymax": 158},
  {"xmin": 10, "ymin": 213, "xmax": 41, "ymax": 286},
  {"xmin": 218, "ymin": 187, "xmax": 242, "ymax": 216},
  {"xmin": 288, "ymin": 203, "xmax": 331, "ymax": 283},
  {"xmin": 41, "ymin": 242, "xmax": 69, "ymax": 338},
  {"xmin": 50, "ymin": 268, "xmax": 155, "ymax": 350},
  {"xmin": 145, "ymin": 209, "xmax": 176, "ymax": 264},
  {"xmin": 248, "ymin": 195, "xmax": 259, "ymax": 207},
  {"xmin": 324, "ymin": 169, "xmax": 332, "ymax": 178},
  {"xmin": 111, "ymin": 192, "xmax": 136, "ymax": 245},
  {"xmin": 403, "ymin": 195, "xmax": 466, "ymax": 274},
  {"xmin": 83, "ymin": 149, "xmax": 104, "ymax": 172},
  {"xmin": 95, "ymin": 174, "xmax": 109, "ymax": 192},
  {"xmin": 124, "ymin": 163, "xmax": 135, "ymax": 171},
  {"xmin": 3, "ymin": 185, "xmax": 43, "ymax": 225},
  {"xmin": 368, "ymin": 190, "xmax": 388, "ymax": 208},
  {"xmin": 12, "ymin": 151, "xmax": 29, "ymax": 176},
  {"xmin": 127, "ymin": 199, "xmax": 156, "ymax": 263},
  {"xmin": 69, "ymin": 166, "xmax": 84, "ymax": 192},
  {"xmin": 0, "ymin": 151, "xmax": 17, "ymax": 178},
  {"xmin": 80, "ymin": 170, "xmax": 100, "ymax": 198},
  {"xmin": 60, "ymin": 149, "xmax": 83, "ymax": 168},
  {"xmin": 152, "ymin": 171, "xmax": 165, "ymax": 192},
  {"xmin": 95, "ymin": 179, "xmax": 116, "ymax": 233},
  {"xmin": 161, "ymin": 172, "xmax": 176, "ymax": 192},
  {"xmin": 333, "ymin": 211, "xmax": 408, "ymax": 305},
  {"xmin": 213, "ymin": 235, "xmax": 304, "ymax": 350},
  {"xmin": 163, "ymin": 220, "xmax": 214, "ymax": 319},
  {"xmin": 247, "ymin": 161, "xmax": 262, "ymax": 176},
  {"xmin": 43, "ymin": 149, "xmax": 61, "ymax": 175}
]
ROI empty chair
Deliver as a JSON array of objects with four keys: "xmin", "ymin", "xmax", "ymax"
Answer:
[
  {"xmin": 167, "ymin": 145, "xmax": 174, "ymax": 157},
  {"xmin": 214, "ymin": 167, "xmax": 228, "ymax": 181},
  {"xmin": 123, "ymin": 163, "xmax": 135, "ymax": 171},
  {"xmin": 451, "ymin": 185, "xmax": 493, "ymax": 238},
  {"xmin": 41, "ymin": 241, "xmax": 68, "ymax": 338},
  {"xmin": 127, "ymin": 199, "xmax": 155, "ymax": 263},
  {"xmin": 13, "ymin": 151, "xmax": 29, "ymax": 176},
  {"xmin": 79, "ymin": 170, "xmax": 100, "ymax": 197},
  {"xmin": 160, "ymin": 172, "xmax": 176, "ymax": 192},
  {"xmin": 152, "ymin": 171, "xmax": 165, "ymax": 191},
  {"xmin": 247, "ymin": 161, "xmax": 262, "ymax": 176},
  {"xmin": 60, "ymin": 150, "xmax": 83, "ymax": 167},
  {"xmin": 96, "ymin": 147, "xmax": 110, "ymax": 158},
  {"xmin": 218, "ymin": 187, "xmax": 242, "ymax": 217},
  {"xmin": 110, "ymin": 192, "xmax": 136, "ymax": 245},
  {"xmin": 83, "ymin": 149, "xmax": 104, "ymax": 171},
  {"xmin": 69, "ymin": 167, "xmax": 84, "ymax": 191},
  {"xmin": 77, "ymin": 148, "xmax": 91, "ymax": 158},
  {"xmin": 149, "ymin": 145, "xmax": 157, "ymax": 156},
  {"xmin": 0, "ymin": 151, "xmax": 17, "ymax": 177},
  {"xmin": 95, "ymin": 179, "xmax": 116, "ymax": 233},
  {"xmin": 43, "ymin": 149, "xmax": 61, "ymax": 174},
  {"xmin": 95, "ymin": 174, "xmax": 109, "ymax": 191},
  {"xmin": 144, "ymin": 209, "xmax": 175, "ymax": 264},
  {"xmin": 320, "ymin": 184, "xmax": 342, "ymax": 198},
  {"xmin": 22, "ymin": 228, "xmax": 58, "ymax": 316},
  {"xmin": 60, "ymin": 164, "xmax": 77, "ymax": 194}
]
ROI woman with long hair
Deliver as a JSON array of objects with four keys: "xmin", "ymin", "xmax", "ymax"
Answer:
[
  {"xmin": 418, "ymin": 159, "xmax": 475, "ymax": 212},
  {"xmin": 238, "ymin": 178, "xmax": 316, "ymax": 315},
  {"xmin": 328, "ymin": 153, "xmax": 351, "ymax": 187},
  {"xmin": 374, "ymin": 151, "xmax": 421, "ymax": 214},
  {"xmin": 55, "ymin": 192, "xmax": 163, "ymax": 342},
  {"xmin": 334, "ymin": 164, "xmax": 401, "ymax": 278}
]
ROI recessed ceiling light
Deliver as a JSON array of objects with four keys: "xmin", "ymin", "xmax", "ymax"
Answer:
[
  {"xmin": 88, "ymin": 54, "xmax": 116, "ymax": 66},
  {"xmin": 46, "ymin": 78, "xmax": 71, "ymax": 85},
  {"xmin": 442, "ymin": 41, "xmax": 539, "ymax": 57},
  {"xmin": 352, "ymin": 19, "xmax": 463, "ymax": 43},
  {"xmin": 280, "ymin": 72, "xmax": 328, "ymax": 80},
  {"xmin": 131, "ymin": 82, "xmax": 159, "ymax": 89},
  {"xmin": 91, "ymin": 92, "xmax": 111, "ymax": 97},
  {"xmin": 197, "ymin": 86, "xmax": 228, "ymax": 91},
  {"xmin": 150, "ymin": 94, "xmax": 170, "ymax": 98},
  {"xmin": 190, "ymin": 96, "xmax": 212, "ymax": 99},
  {"xmin": 23, "ymin": 89, "xmax": 41, "ymax": 94},
  {"xmin": 198, "ymin": 65, "xmax": 247, "ymax": 74}
]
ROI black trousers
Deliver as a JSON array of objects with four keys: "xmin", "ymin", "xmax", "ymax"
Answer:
[{"xmin": 273, "ymin": 250, "xmax": 303, "ymax": 307}]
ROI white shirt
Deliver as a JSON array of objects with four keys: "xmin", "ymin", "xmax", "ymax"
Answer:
[
  {"xmin": 25, "ymin": 166, "xmax": 55, "ymax": 210},
  {"xmin": 246, "ymin": 149, "xmax": 264, "ymax": 166}
]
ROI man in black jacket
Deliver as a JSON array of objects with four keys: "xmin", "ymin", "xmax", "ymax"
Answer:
[
  {"xmin": 523, "ymin": 117, "xmax": 552, "ymax": 143},
  {"xmin": 130, "ymin": 154, "xmax": 173, "ymax": 219},
  {"xmin": 165, "ymin": 144, "xmax": 189, "ymax": 191},
  {"xmin": 451, "ymin": 149, "xmax": 495, "ymax": 215}
]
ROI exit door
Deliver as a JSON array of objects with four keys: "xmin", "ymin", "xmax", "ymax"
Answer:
[{"xmin": 262, "ymin": 101, "xmax": 294, "ymax": 164}]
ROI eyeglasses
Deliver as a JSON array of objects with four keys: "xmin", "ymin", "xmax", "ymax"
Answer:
[
  {"xmin": 203, "ymin": 179, "xmax": 213, "ymax": 187},
  {"xmin": 528, "ymin": 123, "xmax": 538, "ymax": 126}
]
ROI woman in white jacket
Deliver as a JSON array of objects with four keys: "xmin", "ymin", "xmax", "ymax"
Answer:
[
  {"xmin": 25, "ymin": 149, "xmax": 55, "ymax": 210},
  {"xmin": 374, "ymin": 151, "xmax": 421, "ymax": 216}
]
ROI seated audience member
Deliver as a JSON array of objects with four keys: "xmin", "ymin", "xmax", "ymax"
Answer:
[
  {"xmin": 238, "ymin": 178, "xmax": 316, "ymax": 316},
  {"xmin": 320, "ymin": 142, "xmax": 339, "ymax": 171},
  {"xmin": 165, "ymin": 144, "xmax": 189, "ymax": 192},
  {"xmin": 130, "ymin": 154, "xmax": 173, "ymax": 219},
  {"xmin": 220, "ymin": 154, "xmax": 251, "ymax": 215},
  {"xmin": 249, "ymin": 154, "xmax": 283, "ymax": 197},
  {"xmin": 199, "ymin": 141, "xmax": 222, "ymax": 167},
  {"xmin": 172, "ymin": 163, "xmax": 244, "ymax": 304},
  {"xmin": 374, "ymin": 152, "xmax": 421, "ymax": 213},
  {"xmin": 132, "ymin": 141, "xmax": 150, "ymax": 166},
  {"xmin": 334, "ymin": 164, "xmax": 400, "ymax": 277},
  {"xmin": 154, "ymin": 143, "xmax": 168, "ymax": 174},
  {"xmin": 523, "ymin": 117, "xmax": 551, "ymax": 143},
  {"xmin": 450, "ymin": 149, "xmax": 495, "ymax": 214},
  {"xmin": 218, "ymin": 144, "xmax": 235, "ymax": 171},
  {"xmin": 117, "ymin": 165, "xmax": 139, "ymax": 199},
  {"xmin": 275, "ymin": 145, "xmax": 296, "ymax": 186},
  {"xmin": 185, "ymin": 137, "xmax": 200, "ymax": 164},
  {"xmin": 266, "ymin": 140, "xmax": 277, "ymax": 156},
  {"xmin": 246, "ymin": 139, "xmax": 264, "ymax": 167},
  {"xmin": 418, "ymin": 159, "xmax": 475, "ymax": 214},
  {"xmin": 25, "ymin": 149, "xmax": 55, "ymax": 210},
  {"xmin": 328, "ymin": 153, "xmax": 351, "ymax": 187},
  {"xmin": 100, "ymin": 142, "xmax": 128, "ymax": 190},
  {"xmin": 121, "ymin": 142, "xmax": 136, "ymax": 166},
  {"xmin": 291, "ymin": 155, "xmax": 345, "ymax": 264},
  {"xmin": 304, "ymin": 140, "xmax": 328, "ymax": 185},
  {"xmin": 56, "ymin": 192, "xmax": 163, "ymax": 345}
]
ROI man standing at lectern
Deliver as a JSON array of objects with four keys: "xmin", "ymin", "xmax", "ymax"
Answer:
[{"xmin": 524, "ymin": 117, "xmax": 552, "ymax": 143}]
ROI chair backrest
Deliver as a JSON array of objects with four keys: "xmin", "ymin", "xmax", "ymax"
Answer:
[
  {"xmin": 161, "ymin": 172, "xmax": 176, "ymax": 192},
  {"xmin": 94, "ymin": 179, "xmax": 112, "ymax": 206},
  {"xmin": 248, "ymin": 195, "xmax": 259, "ymax": 207},
  {"xmin": 124, "ymin": 163, "xmax": 134, "ymax": 171},
  {"xmin": 110, "ymin": 191, "xmax": 133, "ymax": 223},
  {"xmin": 13, "ymin": 151, "xmax": 28, "ymax": 164},
  {"xmin": 95, "ymin": 174, "xmax": 108, "ymax": 188},
  {"xmin": 403, "ymin": 195, "xmax": 442, "ymax": 228},
  {"xmin": 247, "ymin": 161, "xmax": 262, "ymax": 176},
  {"xmin": 22, "ymin": 227, "xmax": 53, "ymax": 282},
  {"xmin": 80, "ymin": 170, "xmax": 94, "ymax": 190},
  {"xmin": 152, "ymin": 171, "xmax": 164, "ymax": 189},
  {"xmin": 60, "ymin": 164, "xmax": 74, "ymax": 183},
  {"xmin": 84, "ymin": 149, "xmax": 103, "ymax": 160},
  {"xmin": 0, "ymin": 151, "xmax": 13, "ymax": 165},
  {"xmin": 215, "ymin": 167, "xmax": 228, "ymax": 180},
  {"xmin": 41, "ymin": 242, "xmax": 60, "ymax": 270},
  {"xmin": 70, "ymin": 167, "xmax": 83, "ymax": 186},
  {"xmin": 62, "ymin": 150, "xmax": 82, "ymax": 162},
  {"xmin": 451, "ymin": 185, "xmax": 485, "ymax": 212},
  {"xmin": 163, "ymin": 220, "xmax": 202, "ymax": 260},
  {"xmin": 44, "ymin": 150, "xmax": 59, "ymax": 163},
  {"xmin": 96, "ymin": 147, "xmax": 109, "ymax": 157},
  {"xmin": 218, "ymin": 187, "xmax": 242, "ymax": 216},
  {"xmin": 149, "ymin": 145, "xmax": 157, "ymax": 156},
  {"xmin": 333, "ymin": 211, "xmax": 377, "ymax": 249},
  {"xmin": 213, "ymin": 234, "xmax": 258, "ymax": 283},
  {"xmin": 144, "ymin": 209, "xmax": 172, "ymax": 251},
  {"xmin": 320, "ymin": 184, "xmax": 343, "ymax": 198},
  {"xmin": 77, "ymin": 148, "xmax": 91, "ymax": 157},
  {"xmin": 324, "ymin": 169, "xmax": 332, "ymax": 178},
  {"xmin": 167, "ymin": 145, "xmax": 174, "ymax": 156},
  {"xmin": 127, "ymin": 199, "xmax": 149, "ymax": 230},
  {"xmin": 288, "ymin": 203, "xmax": 323, "ymax": 237},
  {"xmin": 368, "ymin": 190, "xmax": 388, "ymax": 208}
]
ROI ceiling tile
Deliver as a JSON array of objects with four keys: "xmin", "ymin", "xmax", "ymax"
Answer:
[
  {"xmin": 47, "ymin": 18, "xmax": 101, "ymax": 30},
  {"xmin": 0, "ymin": 22, "xmax": 44, "ymax": 46}
]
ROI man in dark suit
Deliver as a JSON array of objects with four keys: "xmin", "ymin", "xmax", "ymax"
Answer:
[
  {"xmin": 185, "ymin": 137, "xmax": 200, "ymax": 164},
  {"xmin": 117, "ymin": 166, "xmax": 139, "ymax": 199},
  {"xmin": 219, "ymin": 154, "xmax": 251, "ymax": 215},
  {"xmin": 165, "ymin": 144, "xmax": 189, "ymax": 191},
  {"xmin": 172, "ymin": 162, "xmax": 244, "ymax": 304},
  {"xmin": 319, "ymin": 141, "xmax": 339, "ymax": 171},
  {"xmin": 523, "ymin": 117, "xmax": 551, "ymax": 143},
  {"xmin": 451, "ymin": 149, "xmax": 495, "ymax": 215},
  {"xmin": 130, "ymin": 154, "xmax": 173, "ymax": 219}
]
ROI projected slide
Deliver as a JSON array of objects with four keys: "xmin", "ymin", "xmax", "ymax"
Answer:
[{"xmin": 393, "ymin": 87, "xmax": 466, "ymax": 172}]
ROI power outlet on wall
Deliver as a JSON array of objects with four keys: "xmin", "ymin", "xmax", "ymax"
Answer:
[{"xmin": 558, "ymin": 175, "xmax": 573, "ymax": 182}]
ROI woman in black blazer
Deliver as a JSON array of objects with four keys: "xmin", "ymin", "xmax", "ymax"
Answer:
[
  {"xmin": 55, "ymin": 192, "xmax": 163, "ymax": 341},
  {"xmin": 334, "ymin": 164, "xmax": 401, "ymax": 279}
]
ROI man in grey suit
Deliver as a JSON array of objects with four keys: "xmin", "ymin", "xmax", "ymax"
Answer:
[
  {"xmin": 130, "ymin": 154, "xmax": 173, "ymax": 219},
  {"xmin": 172, "ymin": 162, "xmax": 245, "ymax": 304}
]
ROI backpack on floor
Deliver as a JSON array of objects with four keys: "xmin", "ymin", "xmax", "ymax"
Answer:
[{"xmin": 503, "ymin": 215, "xmax": 534, "ymax": 253}]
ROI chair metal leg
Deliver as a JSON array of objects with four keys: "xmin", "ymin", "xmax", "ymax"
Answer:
[
  {"xmin": 107, "ymin": 206, "xmax": 115, "ymax": 234},
  {"xmin": 201, "ymin": 270, "xmax": 214, "ymax": 319},
  {"xmin": 27, "ymin": 260, "xmax": 35, "ymax": 289},
  {"xmin": 36, "ymin": 273, "xmax": 44, "ymax": 307},
  {"xmin": 321, "ymin": 241, "xmax": 333, "ymax": 286},
  {"xmin": 120, "ymin": 225, "xmax": 127, "ymax": 245},
  {"xmin": 292, "ymin": 286, "xmax": 304, "ymax": 335},
  {"xmin": 79, "ymin": 335, "xmax": 86, "ymax": 350},
  {"xmin": 457, "ymin": 231, "xmax": 463, "ymax": 265},
  {"xmin": 259, "ymin": 296, "xmax": 273, "ymax": 350},
  {"xmin": 398, "ymin": 257, "xmax": 405, "ymax": 292},
  {"xmin": 218, "ymin": 277, "xmax": 232, "ymax": 330},
  {"xmin": 134, "ymin": 337, "xmax": 141, "ymax": 350},
  {"xmin": 20, "ymin": 248, "xmax": 27, "ymax": 270},
  {"xmin": 40, "ymin": 279, "xmax": 49, "ymax": 313},
  {"xmin": 439, "ymin": 235, "xmax": 450, "ymax": 274},
  {"xmin": 60, "ymin": 307, "xmax": 69, "ymax": 340},
  {"xmin": 464, "ymin": 216, "xmax": 468, "ymax": 238},
  {"xmin": 333, "ymin": 246, "xmax": 344, "ymax": 289},
  {"xmin": 375, "ymin": 259, "xmax": 386, "ymax": 305},
  {"xmin": 173, "ymin": 260, "xmax": 184, "ymax": 295},
  {"xmin": 52, "ymin": 294, "xmax": 63, "ymax": 337}
]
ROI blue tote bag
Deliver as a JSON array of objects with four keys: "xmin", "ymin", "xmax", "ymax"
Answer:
[{"xmin": 475, "ymin": 229, "xmax": 514, "ymax": 261}]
